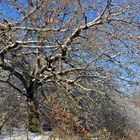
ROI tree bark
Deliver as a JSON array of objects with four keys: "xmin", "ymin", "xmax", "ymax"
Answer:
[
  {"xmin": 27, "ymin": 100, "xmax": 41, "ymax": 133},
  {"xmin": 26, "ymin": 81, "xmax": 41, "ymax": 133}
]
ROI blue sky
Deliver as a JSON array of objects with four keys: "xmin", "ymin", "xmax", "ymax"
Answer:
[{"xmin": 0, "ymin": 2, "xmax": 22, "ymax": 22}]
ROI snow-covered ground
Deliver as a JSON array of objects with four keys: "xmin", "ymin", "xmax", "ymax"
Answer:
[
  {"xmin": 0, "ymin": 130, "xmax": 96, "ymax": 140},
  {"xmin": 0, "ymin": 131, "xmax": 50, "ymax": 140}
]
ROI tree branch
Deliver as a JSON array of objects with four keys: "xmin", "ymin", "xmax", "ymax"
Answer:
[
  {"xmin": 10, "ymin": 0, "xmax": 44, "ymax": 28},
  {"xmin": 7, "ymin": 75, "xmax": 23, "ymax": 93},
  {"xmin": 0, "ymin": 64, "xmax": 28, "ymax": 89}
]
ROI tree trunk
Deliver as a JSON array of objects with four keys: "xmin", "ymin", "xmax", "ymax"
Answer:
[
  {"xmin": 27, "ymin": 100, "xmax": 41, "ymax": 133},
  {"xmin": 26, "ymin": 81, "xmax": 41, "ymax": 133}
]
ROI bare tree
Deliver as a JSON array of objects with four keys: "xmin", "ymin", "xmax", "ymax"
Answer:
[{"xmin": 0, "ymin": 0, "xmax": 140, "ymax": 138}]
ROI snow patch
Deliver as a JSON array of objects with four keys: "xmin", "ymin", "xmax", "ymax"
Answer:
[{"xmin": 0, "ymin": 131, "xmax": 50, "ymax": 140}]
